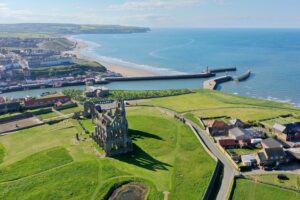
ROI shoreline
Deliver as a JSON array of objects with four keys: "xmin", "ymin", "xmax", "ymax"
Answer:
[{"xmin": 66, "ymin": 36, "xmax": 160, "ymax": 77}]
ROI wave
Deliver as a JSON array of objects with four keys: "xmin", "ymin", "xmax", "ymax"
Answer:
[
  {"xmin": 149, "ymin": 38, "xmax": 195, "ymax": 59},
  {"xmin": 71, "ymin": 36, "xmax": 185, "ymax": 75},
  {"xmin": 94, "ymin": 55, "xmax": 185, "ymax": 75},
  {"xmin": 251, "ymin": 95, "xmax": 299, "ymax": 107}
]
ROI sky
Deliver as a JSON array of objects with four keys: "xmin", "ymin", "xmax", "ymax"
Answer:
[{"xmin": 0, "ymin": 0, "xmax": 300, "ymax": 28}]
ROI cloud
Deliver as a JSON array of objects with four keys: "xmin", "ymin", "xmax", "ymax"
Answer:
[
  {"xmin": 109, "ymin": 0, "xmax": 205, "ymax": 10},
  {"xmin": 0, "ymin": 3, "xmax": 34, "ymax": 21}
]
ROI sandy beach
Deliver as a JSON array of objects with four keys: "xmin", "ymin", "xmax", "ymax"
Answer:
[{"xmin": 67, "ymin": 36, "xmax": 159, "ymax": 77}]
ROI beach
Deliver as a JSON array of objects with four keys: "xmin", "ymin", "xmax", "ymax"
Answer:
[{"xmin": 67, "ymin": 36, "xmax": 159, "ymax": 77}]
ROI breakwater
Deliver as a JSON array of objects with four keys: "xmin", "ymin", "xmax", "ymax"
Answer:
[
  {"xmin": 234, "ymin": 70, "xmax": 251, "ymax": 82},
  {"xmin": 203, "ymin": 75, "xmax": 233, "ymax": 90},
  {"xmin": 203, "ymin": 67, "xmax": 237, "ymax": 73},
  {"xmin": 103, "ymin": 72, "xmax": 215, "ymax": 82}
]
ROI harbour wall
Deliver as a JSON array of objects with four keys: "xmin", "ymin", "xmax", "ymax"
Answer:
[
  {"xmin": 103, "ymin": 72, "xmax": 215, "ymax": 82},
  {"xmin": 203, "ymin": 75, "xmax": 233, "ymax": 90}
]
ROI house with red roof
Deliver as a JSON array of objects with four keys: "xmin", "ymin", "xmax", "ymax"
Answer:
[{"xmin": 206, "ymin": 120, "xmax": 230, "ymax": 136}]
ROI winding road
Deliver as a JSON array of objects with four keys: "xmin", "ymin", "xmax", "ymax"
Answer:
[{"xmin": 156, "ymin": 107, "xmax": 238, "ymax": 200}]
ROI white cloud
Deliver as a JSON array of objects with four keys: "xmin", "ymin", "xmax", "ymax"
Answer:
[
  {"xmin": 0, "ymin": 3, "xmax": 34, "ymax": 21},
  {"xmin": 109, "ymin": 0, "xmax": 205, "ymax": 10}
]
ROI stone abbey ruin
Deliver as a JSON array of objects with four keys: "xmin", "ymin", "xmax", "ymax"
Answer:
[{"xmin": 84, "ymin": 100, "xmax": 133, "ymax": 157}]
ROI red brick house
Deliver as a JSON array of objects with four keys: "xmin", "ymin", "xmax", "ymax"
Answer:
[
  {"xmin": 219, "ymin": 139, "xmax": 238, "ymax": 149},
  {"xmin": 206, "ymin": 120, "xmax": 229, "ymax": 136},
  {"xmin": 24, "ymin": 95, "xmax": 70, "ymax": 108}
]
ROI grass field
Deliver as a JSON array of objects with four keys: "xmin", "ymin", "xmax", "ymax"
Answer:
[
  {"xmin": 140, "ymin": 90, "xmax": 300, "ymax": 122},
  {"xmin": 231, "ymin": 178, "xmax": 300, "ymax": 200},
  {"xmin": 36, "ymin": 112, "xmax": 59, "ymax": 120},
  {"xmin": 246, "ymin": 174, "xmax": 300, "ymax": 190},
  {"xmin": 261, "ymin": 117, "xmax": 299, "ymax": 128},
  {"xmin": 0, "ymin": 144, "xmax": 4, "ymax": 164},
  {"xmin": 0, "ymin": 107, "xmax": 215, "ymax": 199},
  {"xmin": 0, "ymin": 112, "xmax": 21, "ymax": 119},
  {"xmin": 59, "ymin": 106, "xmax": 83, "ymax": 115}
]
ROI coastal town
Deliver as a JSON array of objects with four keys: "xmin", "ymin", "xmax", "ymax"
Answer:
[
  {"xmin": 0, "ymin": 37, "xmax": 121, "ymax": 94},
  {"xmin": 0, "ymin": 23, "xmax": 299, "ymax": 200}
]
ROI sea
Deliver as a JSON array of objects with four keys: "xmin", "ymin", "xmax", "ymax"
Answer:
[{"xmin": 3, "ymin": 29, "xmax": 300, "ymax": 106}]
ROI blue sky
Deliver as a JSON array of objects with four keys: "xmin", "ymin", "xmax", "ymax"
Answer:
[{"xmin": 0, "ymin": 0, "xmax": 299, "ymax": 28}]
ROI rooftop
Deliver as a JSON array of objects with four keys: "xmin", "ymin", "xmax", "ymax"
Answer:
[
  {"xmin": 261, "ymin": 138, "xmax": 282, "ymax": 149},
  {"xmin": 273, "ymin": 123, "xmax": 286, "ymax": 132},
  {"xmin": 229, "ymin": 127, "xmax": 252, "ymax": 140},
  {"xmin": 207, "ymin": 120, "xmax": 227, "ymax": 128}
]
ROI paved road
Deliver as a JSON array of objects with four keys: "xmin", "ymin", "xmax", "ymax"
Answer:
[{"xmin": 157, "ymin": 107, "xmax": 238, "ymax": 200}]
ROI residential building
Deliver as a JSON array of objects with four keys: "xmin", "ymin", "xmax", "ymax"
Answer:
[
  {"xmin": 258, "ymin": 138, "xmax": 288, "ymax": 166},
  {"xmin": 228, "ymin": 127, "xmax": 252, "ymax": 147},
  {"xmin": 229, "ymin": 118, "xmax": 247, "ymax": 128},
  {"xmin": 206, "ymin": 120, "xmax": 229, "ymax": 136},
  {"xmin": 241, "ymin": 154, "xmax": 257, "ymax": 167},
  {"xmin": 218, "ymin": 139, "xmax": 238, "ymax": 149},
  {"xmin": 24, "ymin": 95, "xmax": 70, "ymax": 108},
  {"xmin": 273, "ymin": 123, "xmax": 300, "ymax": 141},
  {"xmin": 85, "ymin": 86, "xmax": 109, "ymax": 98}
]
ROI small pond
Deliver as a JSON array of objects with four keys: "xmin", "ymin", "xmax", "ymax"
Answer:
[{"xmin": 108, "ymin": 183, "xmax": 148, "ymax": 200}]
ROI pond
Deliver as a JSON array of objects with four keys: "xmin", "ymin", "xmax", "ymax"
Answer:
[{"xmin": 108, "ymin": 183, "xmax": 148, "ymax": 200}]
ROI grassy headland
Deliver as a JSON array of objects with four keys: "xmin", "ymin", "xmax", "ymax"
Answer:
[
  {"xmin": 0, "ymin": 107, "xmax": 215, "ymax": 199},
  {"xmin": 0, "ymin": 23, "xmax": 150, "ymax": 37},
  {"xmin": 139, "ymin": 89, "xmax": 300, "ymax": 123}
]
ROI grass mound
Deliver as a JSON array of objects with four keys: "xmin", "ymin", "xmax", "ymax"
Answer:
[
  {"xmin": 0, "ymin": 147, "xmax": 73, "ymax": 182},
  {"xmin": 0, "ymin": 161, "xmax": 99, "ymax": 200}
]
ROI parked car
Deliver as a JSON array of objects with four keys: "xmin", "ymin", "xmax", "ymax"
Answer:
[{"xmin": 277, "ymin": 174, "xmax": 289, "ymax": 180}]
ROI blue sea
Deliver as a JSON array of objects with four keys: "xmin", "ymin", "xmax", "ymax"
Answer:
[
  {"xmin": 3, "ymin": 29, "xmax": 300, "ymax": 106},
  {"xmin": 74, "ymin": 29, "xmax": 300, "ymax": 106}
]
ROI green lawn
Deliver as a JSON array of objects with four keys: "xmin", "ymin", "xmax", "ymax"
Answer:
[
  {"xmin": 0, "ymin": 107, "xmax": 215, "ymax": 199},
  {"xmin": 36, "ymin": 112, "xmax": 59, "ymax": 120},
  {"xmin": 0, "ymin": 144, "xmax": 5, "ymax": 164},
  {"xmin": 140, "ymin": 90, "xmax": 300, "ymax": 122},
  {"xmin": 59, "ymin": 106, "xmax": 83, "ymax": 115},
  {"xmin": 79, "ymin": 118, "xmax": 95, "ymax": 133},
  {"xmin": 227, "ymin": 147, "xmax": 261, "ymax": 156},
  {"xmin": 261, "ymin": 117, "xmax": 299, "ymax": 128},
  {"xmin": 0, "ymin": 112, "xmax": 21, "ymax": 119},
  {"xmin": 183, "ymin": 113, "xmax": 205, "ymax": 129},
  {"xmin": 231, "ymin": 178, "xmax": 300, "ymax": 200},
  {"xmin": 0, "ymin": 147, "xmax": 73, "ymax": 182},
  {"xmin": 246, "ymin": 174, "xmax": 300, "ymax": 191}
]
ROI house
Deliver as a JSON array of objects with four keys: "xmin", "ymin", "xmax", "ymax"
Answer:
[
  {"xmin": 273, "ymin": 123, "xmax": 288, "ymax": 141},
  {"xmin": 229, "ymin": 119, "xmax": 247, "ymax": 128},
  {"xmin": 85, "ymin": 86, "xmax": 109, "ymax": 98},
  {"xmin": 206, "ymin": 120, "xmax": 229, "ymax": 136},
  {"xmin": 241, "ymin": 154, "xmax": 257, "ymax": 167},
  {"xmin": 24, "ymin": 95, "xmax": 70, "ymax": 108},
  {"xmin": 228, "ymin": 127, "xmax": 252, "ymax": 147},
  {"xmin": 218, "ymin": 139, "xmax": 238, "ymax": 149},
  {"xmin": 258, "ymin": 138, "xmax": 288, "ymax": 166},
  {"xmin": 273, "ymin": 123, "xmax": 300, "ymax": 141},
  {"xmin": 261, "ymin": 138, "xmax": 283, "ymax": 149}
]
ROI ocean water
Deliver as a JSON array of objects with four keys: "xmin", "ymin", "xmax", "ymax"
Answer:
[
  {"xmin": 74, "ymin": 29, "xmax": 300, "ymax": 106},
  {"xmin": 2, "ymin": 29, "xmax": 300, "ymax": 106}
]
